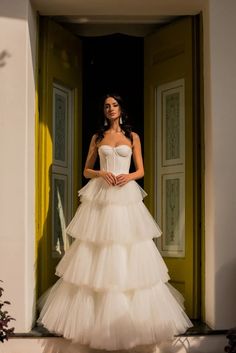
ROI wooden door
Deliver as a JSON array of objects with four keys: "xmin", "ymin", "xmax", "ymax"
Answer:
[
  {"xmin": 144, "ymin": 16, "xmax": 202, "ymax": 318},
  {"xmin": 36, "ymin": 17, "xmax": 82, "ymax": 297}
]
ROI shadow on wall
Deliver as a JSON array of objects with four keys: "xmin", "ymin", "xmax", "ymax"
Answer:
[
  {"xmin": 0, "ymin": 1, "xmax": 27, "ymax": 20},
  {"xmin": 0, "ymin": 50, "xmax": 11, "ymax": 67},
  {"xmin": 215, "ymin": 259, "xmax": 236, "ymax": 328}
]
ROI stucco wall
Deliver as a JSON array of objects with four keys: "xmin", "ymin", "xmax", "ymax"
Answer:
[
  {"xmin": 204, "ymin": 0, "xmax": 236, "ymax": 329},
  {"xmin": 0, "ymin": 0, "xmax": 37, "ymax": 331}
]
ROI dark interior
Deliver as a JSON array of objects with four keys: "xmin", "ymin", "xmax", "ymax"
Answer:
[{"xmin": 81, "ymin": 34, "xmax": 144, "ymax": 185}]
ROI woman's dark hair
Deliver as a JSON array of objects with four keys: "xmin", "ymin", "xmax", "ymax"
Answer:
[{"xmin": 95, "ymin": 93, "xmax": 133, "ymax": 145}]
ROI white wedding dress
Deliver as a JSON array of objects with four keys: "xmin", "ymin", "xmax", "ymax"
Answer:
[{"xmin": 38, "ymin": 144, "xmax": 192, "ymax": 351}]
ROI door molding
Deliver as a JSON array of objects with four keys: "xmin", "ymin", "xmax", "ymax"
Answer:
[{"xmin": 36, "ymin": 17, "xmax": 82, "ymax": 297}]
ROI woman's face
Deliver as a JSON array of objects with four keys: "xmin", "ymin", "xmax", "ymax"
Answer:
[{"xmin": 104, "ymin": 97, "xmax": 121, "ymax": 122}]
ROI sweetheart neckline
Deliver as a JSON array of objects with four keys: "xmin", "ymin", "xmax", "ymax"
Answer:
[{"xmin": 98, "ymin": 144, "xmax": 132, "ymax": 150}]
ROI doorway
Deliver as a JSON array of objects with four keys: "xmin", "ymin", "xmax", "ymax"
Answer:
[
  {"xmin": 81, "ymin": 34, "xmax": 144, "ymax": 185},
  {"xmin": 36, "ymin": 15, "xmax": 203, "ymax": 320}
]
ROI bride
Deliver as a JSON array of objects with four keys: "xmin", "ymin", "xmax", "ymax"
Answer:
[{"xmin": 38, "ymin": 93, "xmax": 192, "ymax": 352}]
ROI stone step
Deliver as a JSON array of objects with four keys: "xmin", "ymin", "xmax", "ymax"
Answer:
[{"xmin": 0, "ymin": 335, "xmax": 228, "ymax": 353}]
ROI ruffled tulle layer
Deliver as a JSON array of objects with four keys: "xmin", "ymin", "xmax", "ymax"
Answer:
[
  {"xmin": 56, "ymin": 239, "xmax": 170, "ymax": 291},
  {"xmin": 38, "ymin": 279, "xmax": 192, "ymax": 351},
  {"xmin": 66, "ymin": 200, "xmax": 161, "ymax": 244},
  {"xmin": 78, "ymin": 178, "xmax": 147, "ymax": 205},
  {"xmin": 66, "ymin": 178, "xmax": 161, "ymax": 244}
]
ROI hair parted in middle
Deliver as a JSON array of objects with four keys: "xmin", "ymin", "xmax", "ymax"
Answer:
[{"xmin": 95, "ymin": 93, "xmax": 133, "ymax": 145}]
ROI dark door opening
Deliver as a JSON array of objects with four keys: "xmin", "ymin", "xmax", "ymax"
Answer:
[{"xmin": 81, "ymin": 34, "xmax": 144, "ymax": 185}]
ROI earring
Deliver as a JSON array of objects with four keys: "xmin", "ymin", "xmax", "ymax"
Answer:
[
  {"xmin": 120, "ymin": 116, "xmax": 123, "ymax": 124},
  {"xmin": 104, "ymin": 119, "xmax": 108, "ymax": 126}
]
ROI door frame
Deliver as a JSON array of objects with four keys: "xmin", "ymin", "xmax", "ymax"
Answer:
[
  {"xmin": 35, "ymin": 16, "xmax": 82, "ymax": 298},
  {"xmin": 144, "ymin": 15, "xmax": 205, "ymax": 319},
  {"xmin": 35, "ymin": 13, "xmax": 205, "ymax": 320}
]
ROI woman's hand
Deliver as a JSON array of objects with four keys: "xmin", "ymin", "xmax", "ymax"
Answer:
[
  {"xmin": 115, "ymin": 173, "xmax": 131, "ymax": 187},
  {"xmin": 100, "ymin": 171, "xmax": 117, "ymax": 186}
]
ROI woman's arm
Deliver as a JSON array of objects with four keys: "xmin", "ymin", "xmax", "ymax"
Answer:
[
  {"xmin": 83, "ymin": 134, "xmax": 117, "ymax": 185},
  {"xmin": 116, "ymin": 132, "xmax": 144, "ymax": 186},
  {"xmin": 83, "ymin": 134, "xmax": 100, "ymax": 179},
  {"xmin": 130, "ymin": 132, "xmax": 145, "ymax": 180}
]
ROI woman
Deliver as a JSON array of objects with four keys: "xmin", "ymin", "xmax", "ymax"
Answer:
[
  {"xmin": 83, "ymin": 94, "xmax": 144, "ymax": 187},
  {"xmin": 38, "ymin": 93, "xmax": 192, "ymax": 352}
]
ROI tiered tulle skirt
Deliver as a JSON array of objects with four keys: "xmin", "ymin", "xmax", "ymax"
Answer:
[{"xmin": 38, "ymin": 178, "xmax": 192, "ymax": 351}]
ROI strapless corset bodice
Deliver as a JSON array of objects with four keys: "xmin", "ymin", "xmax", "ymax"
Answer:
[{"xmin": 98, "ymin": 144, "xmax": 132, "ymax": 175}]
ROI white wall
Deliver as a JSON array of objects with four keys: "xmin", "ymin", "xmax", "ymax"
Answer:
[
  {"xmin": 0, "ymin": 0, "xmax": 37, "ymax": 331},
  {"xmin": 204, "ymin": 0, "xmax": 236, "ymax": 329}
]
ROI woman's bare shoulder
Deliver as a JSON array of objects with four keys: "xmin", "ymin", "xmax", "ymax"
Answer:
[
  {"xmin": 131, "ymin": 131, "xmax": 141, "ymax": 144},
  {"xmin": 87, "ymin": 133, "xmax": 99, "ymax": 151},
  {"xmin": 91, "ymin": 133, "xmax": 98, "ymax": 140},
  {"xmin": 90, "ymin": 133, "xmax": 99, "ymax": 144}
]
